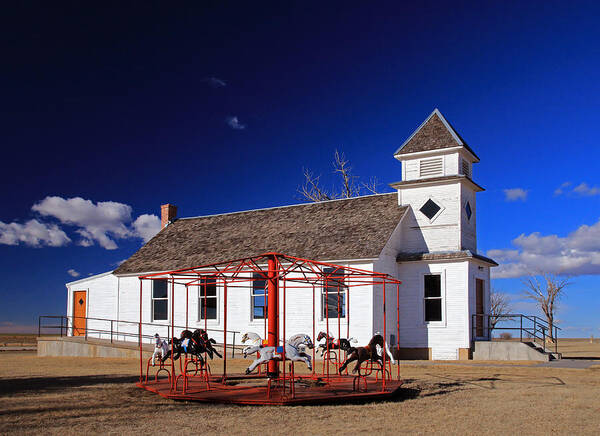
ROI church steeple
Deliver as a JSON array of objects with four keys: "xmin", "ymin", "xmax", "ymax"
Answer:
[
  {"xmin": 394, "ymin": 109, "xmax": 479, "ymax": 182},
  {"xmin": 390, "ymin": 109, "xmax": 483, "ymax": 253}
]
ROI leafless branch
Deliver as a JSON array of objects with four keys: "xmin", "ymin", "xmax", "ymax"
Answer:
[
  {"xmin": 362, "ymin": 176, "xmax": 381, "ymax": 195},
  {"xmin": 489, "ymin": 289, "xmax": 512, "ymax": 331},
  {"xmin": 297, "ymin": 168, "xmax": 333, "ymax": 202},
  {"xmin": 522, "ymin": 273, "xmax": 571, "ymax": 341},
  {"xmin": 332, "ymin": 149, "xmax": 360, "ymax": 198}
]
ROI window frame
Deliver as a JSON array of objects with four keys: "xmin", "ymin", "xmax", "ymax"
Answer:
[
  {"xmin": 422, "ymin": 272, "xmax": 445, "ymax": 326},
  {"xmin": 321, "ymin": 267, "xmax": 347, "ymax": 320},
  {"xmin": 251, "ymin": 273, "xmax": 268, "ymax": 321},
  {"xmin": 418, "ymin": 197, "xmax": 445, "ymax": 223},
  {"xmin": 151, "ymin": 279, "xmax": 169, "ymax": 322},
  {"xmin": 198, "ymin": 276, "xmax": 218, "ymax": 321}
]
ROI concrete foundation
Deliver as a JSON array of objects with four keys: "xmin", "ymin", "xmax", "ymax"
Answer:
[
  {"xmin": 473, "ymin": 341, "xmax": 550, "ymax": 361},
  {"xmin": 37, "ymin": 336, "xmax": 152, "ymax": 358}
]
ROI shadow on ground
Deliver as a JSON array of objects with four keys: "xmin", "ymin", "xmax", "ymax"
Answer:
[{"xmin": 0, "ymin": 374, "xmax": 139, "ymax": 395}]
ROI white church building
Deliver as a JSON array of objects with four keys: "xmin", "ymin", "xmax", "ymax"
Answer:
[{"xmin": 65, "ymin": 109, "xmax": 497, "ymax": 360}]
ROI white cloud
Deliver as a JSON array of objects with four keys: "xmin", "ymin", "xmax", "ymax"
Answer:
[
  {"xmin": 572, "ymin": 182, "xmax": 600, "ymax": 196},
  {"xmin": 489, "ymin": 218, "xmax": 600, "ymax": 278},
  {"xmin": 131, "ymin": 214, "xmax": 161, "ymax": 242},
  {"xmin": 0, "ymin": 219, "xmax": 71, "ymax": 247},
  {"xmin": 554, "ymin": 181, "xmax": 572, "ymax": 196},
  {"xmin": 1, "ymin": 196, "xmax": 162, "ymax": 250},
  {"xmin": 33, "ymin": 196, "xmax": 133, "ymax": 249},
  {"xmin": 226, "ymin": 116, "xmax": 246, "ymax": 130},
  {"xmin": 503, "ymin": 188, "xmax": 528, "ymax": 202},
  {"xmin": 204, "ymin": 77, "xmax": 226, "ymax": 87},
  {"xmin": 31, "ymin": 196, "xmax": 161, "ymax": 249},
  {"xmin": 554, "ymin": 181, "xmax": 600, "ymax": 196},
  {"xmin": 67, "ymin": 269, "xmax": 80, "ymax": 277}
]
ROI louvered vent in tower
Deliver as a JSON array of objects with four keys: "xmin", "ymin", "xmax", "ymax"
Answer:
[{"xmin": 419, "ymin": 158, "xmax": 443, "ymax": 177}]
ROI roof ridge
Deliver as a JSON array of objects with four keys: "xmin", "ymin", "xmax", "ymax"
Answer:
[
  {"xmin": 393, "ymin": 109, "xmax": 479, "ymax": 160},
  {"xmin": 178, "ymin": 192, "xmax": 397, "ymax": 221}
]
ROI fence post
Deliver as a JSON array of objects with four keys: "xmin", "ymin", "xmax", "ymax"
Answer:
[
  {"xmin": 520, "ymin": 315, "xmax": 523, "ymax": 342},
  {"xmin": 84, "ymin": 316, "xmax": 88, "ymax": 341},
  {"xmin": 231, "ymin": 332, "xmax": 236, "ymax": 359},
  {"xmin": 110, "ymin": 320, "xmax": 113, "ymax": 343}
]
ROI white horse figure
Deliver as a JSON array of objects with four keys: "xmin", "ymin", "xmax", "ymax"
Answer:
[
  {"xmin": 244, "ymin": 333, "xmax": 314, "ymax": 374},
  {"xmin": 241, "ymin": 332, "xmax": 264, "ymax": 358}
]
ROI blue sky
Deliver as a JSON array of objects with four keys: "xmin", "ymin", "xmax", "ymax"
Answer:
[{"xmin": 0, "ymin": 2, "xmax": 598, "ymax": 336}]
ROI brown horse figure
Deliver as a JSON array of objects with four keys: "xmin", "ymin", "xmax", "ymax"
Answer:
[{"xmin": 338, "ymin": 333, "xmax": 396, "ymax": 374}]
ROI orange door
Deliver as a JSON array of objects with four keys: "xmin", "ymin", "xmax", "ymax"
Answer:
[
  {"xmin": 475, "ymin": 279, "xmax": 484, "ymax": 337},
  {"xmin": 73, "ymin": 291, "xmax": 87, "ymax": 336}
]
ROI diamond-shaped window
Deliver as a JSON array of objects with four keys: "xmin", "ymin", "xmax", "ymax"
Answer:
[
  {"xmin": 420, "ymin": 199, "xmax": 441, "ymax": 220},
  {"xmin": 465, "ymin": 202, "xmax": 472, "ymax": 220}
]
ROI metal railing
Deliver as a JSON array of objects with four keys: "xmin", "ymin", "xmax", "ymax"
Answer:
[
  {"xmin": 472, "ymin": 313, "xmax": 561, "ymax": 354},
  {"xmin": 38, "ymin": 315, "xmax": 241, "ymax": 358}
]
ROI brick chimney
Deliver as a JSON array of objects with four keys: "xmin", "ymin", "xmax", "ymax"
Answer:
[{"xmin": 161, "ymin": 204, "xmax": 177, "ymax": 228}]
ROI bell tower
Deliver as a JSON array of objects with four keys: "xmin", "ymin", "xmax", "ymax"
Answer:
[{"xmin": 390, "ymin": 109, "xmax": 483, "ymax": 253}]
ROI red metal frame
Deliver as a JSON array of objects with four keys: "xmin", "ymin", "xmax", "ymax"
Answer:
[{"xmin": 137, "ymin": 252, "xmax": 403, "ymax": 405}]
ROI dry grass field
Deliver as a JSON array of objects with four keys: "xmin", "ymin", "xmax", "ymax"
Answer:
[{"xmin": 1, "ymin": 344, "xmax": 599, "ymax": 435}]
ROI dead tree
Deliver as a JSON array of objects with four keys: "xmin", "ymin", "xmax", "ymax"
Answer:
[
  {"xmin": 298, "ymin": 150, "xmax": 383, "ymax": 202},
  {"xmin": 489, "ymin": 290, "xmax": 512, "ymax": 333},
  {"xmin": 522, "ymin": 273, "xmax": 571, "ymax": 342}
]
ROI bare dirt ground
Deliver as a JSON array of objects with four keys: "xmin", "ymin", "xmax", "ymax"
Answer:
[{"xmin": 1, "ymin": 346, "xmax": 599, "ymax": 435}]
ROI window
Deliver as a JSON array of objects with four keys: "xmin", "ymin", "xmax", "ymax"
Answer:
[
  {"xmin": 419, "ymin": 157, "xmax": 443, "ymax": 177},
  {"xmin": 420, "ymin": 199, "xmax": 441, "ymax": 220},
  {"xmin": 461, "ymin": 158, "xmax": 471, "ymax": 178},
  {"xmin": 424, "ymin": 274, "xmax": 442, "ymax": 322},
  {"xmin": 198, "ymin": 276, "xmax": 217, "ymax": 320},
  {"xmin": 152, "ymin": 279, "xmax": 168, "ymax": 321},
  {"xmin": 251, "ymin": 273, "xmax": 267, "ymax": 320},
  {"xmin": 465, "ymin": 201, "xmax": 472, "ymax": 220},
  {"xmin": 321, "ymin": 267, "xmax": 346, "ymax": 319}
]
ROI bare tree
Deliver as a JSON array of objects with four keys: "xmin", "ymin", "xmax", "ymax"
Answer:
[
  {"xmin": 522, "ymin": 273, "xmax": 571, "ymax": 342},
  {"xmin": 489, "ymin": 290, "xmax": 512, "ymax": 333},
  {"xmin": 298, "ymin": 150, "xmax": 383, "ymax": 202}
]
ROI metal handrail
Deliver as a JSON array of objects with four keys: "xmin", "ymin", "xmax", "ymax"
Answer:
[
  {"xmin": 38, "ymin": 315, "xmax": 242, "ymax": 358},
  {"xmin": 471, "ymin": 313, "xmax": 560, "ymax": 355}
]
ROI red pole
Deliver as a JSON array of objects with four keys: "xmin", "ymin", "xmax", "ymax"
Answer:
[
  {"xmin": 325, "ymin": 275, "xmax": 330, "ymax": 381},
  {"xmin": 396, "ymin": 282, "xmax": 400, "ymax": 380},
  {"xmin": 267, "ymin": 255, "xmax": 279, "ymax": 378},
  {"xmin": 382, "ymin": 281, "xmax": 387, "ymax": 392},
  {"xmin": 312, "ymin": 283, "xmax": 315, "ymax": 377},
  {"xmin": 282, "ymin": 276, "xmax": 286, "ymax": 391},
  {"xmin": 170, "ymin": 277, "xmax": 175, "ymax": 390},
  {"xmin": 185, "ymin": 285, "xmax": 188, "ymax": 330},
  {"xmin": 139, "ymin": 279, "xmax": 143, "ymax": 383},
  {"xmin": 337, "ymin": 277, "xmax": 341, "ymax": 371},
  {"xmin": 222, "ymin": 279, "xmax": 228, "ymax": 382}
]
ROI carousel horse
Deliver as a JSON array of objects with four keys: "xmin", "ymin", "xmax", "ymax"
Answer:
[
  {"xmin": 316, "ymin": 331, "xmax": 357, "ymax": 357},
  {"xmin": 244, "ymin": 333, "xmax": 314, "ymax": 374},
  {"xmin": 191, "ymin": 329, "xmax": 223, "ymax": 359},
  {"xmin": 151, "ymin": 333, "xmax": 170, "ymax": 366},
  {"xmin": 241, "ymin": 332, "xmax": 264, "ymax": 358},
  {"xmin": 338, "ymin": 332, "xmax": 396, "ymax": 374}
]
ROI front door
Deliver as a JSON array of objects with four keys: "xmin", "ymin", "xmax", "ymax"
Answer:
[
  {"xmin": 475, "ymin": 279, "xmax": 484, "ymax": 337},
  {"xmin": 73, "ymin": 291, "xmax": 87, "ymax": 336}
]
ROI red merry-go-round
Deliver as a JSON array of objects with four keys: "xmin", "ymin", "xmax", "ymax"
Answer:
[{"xmin": 136, "ymin": 252, "xmax": 404, "ymax": 405}]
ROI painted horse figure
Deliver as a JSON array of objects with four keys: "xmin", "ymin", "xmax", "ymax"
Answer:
[
  {"xmin": 244, "ymin": 333, "xmax": 314, "ymax": 375},
  {"xmin": 338, "ymin": 333, "xmax": 396, "ymax": 374},
  {"xmin": 241, "ymin": 332, "xmax": 264, "ymax": 358},
  {"xmin": 161, "ymin": 329, "xmax": 222, "ymax": 364},
  {"xmin": 316, "ymin": 331, "xmax": 357, "ymax": 357}
]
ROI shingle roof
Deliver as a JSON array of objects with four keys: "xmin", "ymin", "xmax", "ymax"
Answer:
[
  {"xmin": 396, "ymin": 250, "xmax": 498, "ymax": 266},
  {"xmin": 394, "ymin": 109, "xmax": 479, "ymax": 160},
  {"xmin": 114, "ymin": 193, "xmax": 408, "ymax": 275}
]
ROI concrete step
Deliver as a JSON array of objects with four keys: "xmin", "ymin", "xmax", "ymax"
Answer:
[{"xmin": 473, "ymin": 341, "xmax": 551, "ymax": 361}]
